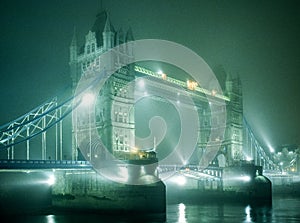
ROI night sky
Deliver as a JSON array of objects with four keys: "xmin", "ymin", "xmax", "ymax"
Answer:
[{"xmin": 0, "ymin": 0, "xmax": 299, "ymax": 151}]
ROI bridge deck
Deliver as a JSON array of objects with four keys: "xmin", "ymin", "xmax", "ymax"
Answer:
[{"xmin": 0, "ymin": 159, "xmax": 92, "ymax": 169}]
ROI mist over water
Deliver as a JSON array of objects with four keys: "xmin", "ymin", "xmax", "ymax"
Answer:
[{"xmin": 3, "ymin": 195, "xmax": 300, "ymax": 223}]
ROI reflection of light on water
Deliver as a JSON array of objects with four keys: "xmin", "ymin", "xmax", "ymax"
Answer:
[
  {"xmin": 46, "ymin": 174, "xmax": 55, "ymax": 186},
  {"xmin": 46, "ymin": 215, "xmax": 55, "ymax": 223},
  {"xmin": 245, "ymin": 205, "xmax": 251, "ymax": 222},
  {"xmin": 178, "ymin": 203, "xmax": 187, "ymax": 223},
  {"xmin": 176, "ymin": 175, "xmax": 186, "ymax": 186}
]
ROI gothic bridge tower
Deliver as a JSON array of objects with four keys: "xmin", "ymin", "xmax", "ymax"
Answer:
[
  {"xmin": 223, "ymin": 73, "xmax": 244, "ymax": 165},
  {"xmin": 69, "ymin": 11, "xmax": 135, "ymax": 160},
  {"xmin": 69, "ymin": 11, "xmax": 245, "ymax": 167},
  {"xmin": 195, "ymin": 69, "xmax": 244, "ymax": 167}
]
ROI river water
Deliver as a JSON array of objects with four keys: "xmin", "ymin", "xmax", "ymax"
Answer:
[{"xmin": 6, "ymin": 195, "xmax": 300, "ymax": 223}]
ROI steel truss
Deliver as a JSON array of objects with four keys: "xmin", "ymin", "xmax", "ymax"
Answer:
[
  {"xmin": 243, "ymin": 118, "xmax": 277, "ymax": 170},
  {"xmin": 0, "ymin": 97, "xmax": 74, "ymax": 160},
  {"xmin": 0, "ymin": 65, "xmax": 276, "ymax": 169}
]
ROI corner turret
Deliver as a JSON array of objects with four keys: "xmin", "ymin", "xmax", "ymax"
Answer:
[
  {"xmin": 225, "ymin": 72, "xmax": 233, "ymax": 97},
  {"xmin": 70, "ymin": 27, "xmax": 77, "ymax": 62},
  {"xmin": 102, "ymin": 13, "xmax": 115, "ymax": 50},
  {"xmin": 69, "ymin": 27, "xmax": 78, "ymax": 87}
]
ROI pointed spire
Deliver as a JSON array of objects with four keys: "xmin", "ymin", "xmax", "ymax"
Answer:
[
  {"xmin": 70, "ymin": 26, "xmax": 78, "ymax": 62},
  {"xmin": 103, "ymin": 12, "xmax": 113, "ymax": 33},
  {"xmin": 225, "ymin": 71, "xmax": 233, "ymax": 97},
  {"xmin": 102, "ymin": 12, "xmax": 115, "ymax": 50},
  {"xmin": 70, "ymin": 26, "xmax": 77, "ymax": 46},
  {"xmin": 226, "ymin": 71, "xmax": 232, "ymax": 82}
]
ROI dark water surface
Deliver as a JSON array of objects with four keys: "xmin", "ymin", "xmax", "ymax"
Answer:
[{"xmin": 4, "ymin": 195, "xmax": 300, "ymax": 223}]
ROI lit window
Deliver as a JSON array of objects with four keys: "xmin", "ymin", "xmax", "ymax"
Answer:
[
  {"xmin": 187, "ymin": 80, "xmax": 198, "ymax": 90},
  {"xmin": 211, "ymin": 90, "xmax": 217, "ymax": 96}
]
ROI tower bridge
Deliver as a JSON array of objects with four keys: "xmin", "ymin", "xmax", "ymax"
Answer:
[
  {"xmin": 0, "ymin": 10, "xmax": 279, "ymax": 174},
  {"xmin": 0, "ymin": 10, "xmax": 284, "ymax": 213},
  {"xmin": 0, "ymin": 62, "xmax": 278, "ymax": 171}
]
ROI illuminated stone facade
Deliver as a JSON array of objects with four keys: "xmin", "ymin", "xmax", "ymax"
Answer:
[
  {"xmin": 69, "ymin": 11, "xmax": 244, "ymax": 166},
  {"xmin": 223, "ymin": 74, "xmax": 244, "ymax": 165},
  {"xmin": 70, "ymin": 11, "xmax": 135, "ymax": 160}
]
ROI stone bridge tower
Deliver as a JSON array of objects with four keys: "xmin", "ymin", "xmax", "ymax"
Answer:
[
  {"xmin": 69, "ymin": 11, "xmax": 135, "ymax": 160},
  {"xmin": 223, "ymin": 73, "xmax": 244, "ymax": 165}
]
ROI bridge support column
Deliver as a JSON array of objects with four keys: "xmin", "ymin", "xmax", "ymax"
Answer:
[{"xmin": 52, "ymin": 168, "xmax": 166, "ymax": 214}]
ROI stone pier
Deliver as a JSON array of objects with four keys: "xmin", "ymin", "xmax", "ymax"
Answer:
[
  {"xmin": 52, "ymin": 168, "xmax": 166, "ymax": 214},
  {"xmin": 0, "ymin": 166, "xmax": 166, "ymax": 215}
]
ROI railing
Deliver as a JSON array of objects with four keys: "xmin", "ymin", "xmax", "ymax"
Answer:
[
  {"xmin": 157, "ymin": 164, "xmax": 223, "ymax": 179},
  {"xmin": 134, "ymin": 65, "xmax": 230, "ymax": 101},
  {"xmin": 0, "ymin": 159, "xmax": 92, "ymax": 169},
  {"xmin": 0, "ymin": 159, "xmax": 222, "ymax": 179}
]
